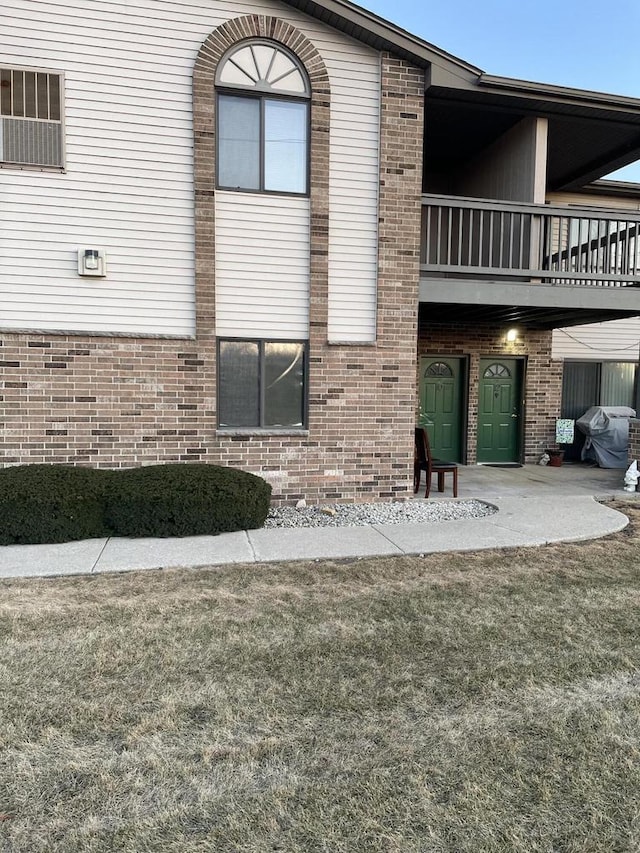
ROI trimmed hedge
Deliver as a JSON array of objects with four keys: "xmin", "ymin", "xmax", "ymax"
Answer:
[
  {"xmin": 0, "ymin": 465, "xmax": 112, "ymax": 545},
  {"xmin": 103, "ymin": 463, "xmax": 272, "ymax": 538},
  {"xmin": 0, "ymin": 463, "xmax": 271, "ymax": 545}
]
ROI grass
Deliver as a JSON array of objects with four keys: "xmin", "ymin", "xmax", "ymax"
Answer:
[{"xmin": 1, "ymin": 501, "xmax": 640, "ymax": 852}]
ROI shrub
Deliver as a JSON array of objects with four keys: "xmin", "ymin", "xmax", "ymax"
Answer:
[
  {"xmin": 0, "ymin": 465, "xmax": 112, "ymax": 545},
  {"xmin": 103, "ymin": 463, "xmax": 271, "ymax": 538},
  {"xmin": 0, "ymin": 463, "xmax": 272, "ymax": 545}
]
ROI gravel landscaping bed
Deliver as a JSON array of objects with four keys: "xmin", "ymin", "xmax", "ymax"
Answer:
[{"xmin": 265, "ymin": 499, "xmax": 496, "ymax": 528}]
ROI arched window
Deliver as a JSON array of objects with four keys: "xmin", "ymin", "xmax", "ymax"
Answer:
[
  {"xmin": 483, "ymin": 363, "xmax": 511, "ymax": 379},
  {"xmin": 424, "ymin": 362, "xmax": 453, "ymax": 378},
  {"xmin": 216, "ymin": 40, "xmax": 310, "ymax": 195}
]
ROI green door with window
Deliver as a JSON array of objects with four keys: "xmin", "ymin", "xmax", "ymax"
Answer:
[
  {"xmin": 418, "ymin": 357, "xmax": 464, "ymax": 462},
  {"xmin": 477, "ymin": 358, "xmax": 522, "ymax": 463}
]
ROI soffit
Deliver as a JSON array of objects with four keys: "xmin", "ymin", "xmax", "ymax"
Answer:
[
  {"xmin": 424, "ymin": 88, "xmax": 640, "ymax": 191},
  {"xmin": 418, "ymin": 301, "xmax": 640, "ymax": 331}
]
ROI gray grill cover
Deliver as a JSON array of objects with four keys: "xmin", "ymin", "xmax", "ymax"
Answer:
[{"xmin": 576, "ymin": 406, "xmax": 636, "ymax": 468}]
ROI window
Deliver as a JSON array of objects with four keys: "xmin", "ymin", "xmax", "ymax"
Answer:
[
  {"xmin": 215, "ymin": 42, "xmax": 309, "ymax": 194},
  {"xmin": 425, "ymin": 362, "xmax": 453, "ymax": 378},
  {"xmin": 483, "ymin": 363, "xmax": 511, "ymax": 379},
  {"xmin": 218, "ymin": 339, "xmax": 307, "ymax": 429},
  {"xmin": 0, "ymin": 67, "xmax": 63, "ymax": 167}
]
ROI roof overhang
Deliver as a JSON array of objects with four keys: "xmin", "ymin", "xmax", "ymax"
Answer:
[
  {"xmin": 580, "ymin": 178, "xmax": 640, "ymax": 200},
  {"xmin": 280, "ymin": 0, "xmax": 479, "ymax": 78},
  {"xmin": 419, "ymin": 278, "xmax": 640, "ymax": 330},
  {"xmin": 424, "ymin": 76, "xmax": 640, "ymax": 191}
]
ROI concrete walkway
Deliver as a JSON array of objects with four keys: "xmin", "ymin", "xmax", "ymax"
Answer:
[{"xmin": 0, "ymin": 464, "xmax": 635, "ymax": 579}]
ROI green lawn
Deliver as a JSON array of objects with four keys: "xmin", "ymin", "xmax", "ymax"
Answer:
[{"xmin": 1, "ymin": 502, "xmax": 640, "ymax": 852}]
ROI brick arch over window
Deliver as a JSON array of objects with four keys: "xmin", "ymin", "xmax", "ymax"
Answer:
[{"xmin": 193, "ymin": 16, "xmax": 331, "ymax": 342}]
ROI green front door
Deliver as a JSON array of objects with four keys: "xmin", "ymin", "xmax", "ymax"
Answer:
[
  {"xmin": 418, "ymin": 357, "xmax": 463, "ymax": 462},
  {"xmin": 477, "ymin": 358, "xmax": 522, "ymax": 463}
]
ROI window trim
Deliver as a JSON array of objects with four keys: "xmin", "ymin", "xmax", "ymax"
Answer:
[
  {"xmin": 217, "ymin": 337, "xmax": 309, "ymax": 431},
  {"xmin": 0, "ymin": 64, "xmax": 66, "ymax": 171}
]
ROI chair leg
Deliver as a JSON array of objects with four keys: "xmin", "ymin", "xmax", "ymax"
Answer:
[
  {"xmin": 413, "ymin": 465, "xmax": 420, "ymax": 494},
  {"xmin": 425, "ymin": 472, "xmax": 431, "ymax": 498},
  {"xmin": 432, "ymin": 469, "xmax": 458, "ymax": 497}
]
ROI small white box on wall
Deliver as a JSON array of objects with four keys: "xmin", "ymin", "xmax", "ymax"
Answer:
[{"xmin": 78, "ymin": 248, "xmax": 107, "ymax": 277}]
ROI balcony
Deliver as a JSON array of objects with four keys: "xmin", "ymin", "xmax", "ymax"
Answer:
[{"xmin": 419, "ymin": 194, "xmax": 640, "ymax": 327}]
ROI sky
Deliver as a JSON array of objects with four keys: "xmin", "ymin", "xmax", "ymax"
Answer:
[{"xmin": 364, "ymin": 0, "xmax": 640, "ymax": 181}]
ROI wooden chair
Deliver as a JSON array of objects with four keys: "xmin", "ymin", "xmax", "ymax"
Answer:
[{"xmin": 414, "ymin": 427, "xmax": 458, "ymax": 498}]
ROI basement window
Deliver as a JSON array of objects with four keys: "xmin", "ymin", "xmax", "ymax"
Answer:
[
  {"xmin": 0, "ymin": 67, "xmax": 64, "ymax": 168},
  {"xmin": 218, "ymin": 339, "xmax": 307, "ymax": 429}
]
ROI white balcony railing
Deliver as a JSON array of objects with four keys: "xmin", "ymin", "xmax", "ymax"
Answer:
[{"xmin": 421, "ymin": 194, "xmax": 640, "ymax": 287}]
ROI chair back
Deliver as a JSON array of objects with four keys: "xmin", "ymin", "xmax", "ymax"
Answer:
[{"xmin": 414, "ymin": 427, "xmax": 431, "ymax": 465}]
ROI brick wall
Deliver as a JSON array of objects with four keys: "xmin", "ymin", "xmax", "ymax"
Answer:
[
  {"xmin": 0, "ymin": 37, "xmax": 425, "ymax": 504},
  {"xmin": 417, "ymin": 319, "xmax": 562, "ymax": 463}
]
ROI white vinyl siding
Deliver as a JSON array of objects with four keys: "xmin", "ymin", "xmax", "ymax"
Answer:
[
  {"xmin": 546, "ymin": 191, "xmax": 640, "ymax": 212},
  {"xmin": 548, "ymin": 190, "xmax": 640, "ymax": 361},
  {"xmin": 553, "ymin": 318, "xmax": 640, "ymax": 362},
  {"xmin": 215, "ymin": 192, "xmax": 310, "ymax": 339},
  {"xmin": 1, "ymin": 0, "xmax": 381, "ymax": 338},
  {"xmin": 327, "ymin": 59, "xmax": 380, "ymax": 342}
]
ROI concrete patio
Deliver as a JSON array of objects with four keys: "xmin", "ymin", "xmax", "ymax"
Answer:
[{"xmin": 422, "ymin": 461, "xmax": 632, "ymax": 502}]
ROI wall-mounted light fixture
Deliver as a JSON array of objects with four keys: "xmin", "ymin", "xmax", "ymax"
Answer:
[
  {"xmin": 78, "ymin": 248, "xmax": 107, "ymax": 277},
  {"xmin": 506, "ymin": 328, "xmax": 519, "ymax": 343}
]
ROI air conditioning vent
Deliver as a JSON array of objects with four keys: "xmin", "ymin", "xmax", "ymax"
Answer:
[{"xmin": 1, "ymin": 117, "xmax": 63, "ymax": 166}]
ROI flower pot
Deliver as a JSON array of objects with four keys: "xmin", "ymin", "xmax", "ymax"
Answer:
[{"xmin": 547, "ymin": 449, "xmax": 564, "ymax": 467}]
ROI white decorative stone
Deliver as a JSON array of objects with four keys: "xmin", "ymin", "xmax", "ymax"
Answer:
[{"xmin": 265, "ymin": 500, "xmax": 495, "ymax": 529}]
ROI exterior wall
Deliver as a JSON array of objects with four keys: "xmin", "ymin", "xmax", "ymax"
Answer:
[
  {"xmin": 196, "ymin": 37, "xmax": 421, "ymax": 502},
  {"xmin": 456, "ymin": 117, "xmax": 548, "ymax": 203},
  {"xmin": 1, "ymin": 0, "xmax": 380, "ymax": 340},
  {"xmin": 328, "ymin": 51, "xmax": 380, "ymax": 343},
  {"xmin": 214, "ymin": 192, "xmax": 310, "ymax": 339},
  {"xmin": 548, "ymin": 190, "xmax": 640, "ymax": 362},
  {"xmin": 553, "ymin": 319, "xmax": 640, "ymax": 362},
  {"xmin": 0, "ymin": 336, "xmax": 217, "ymax": 467},
  {"xmin": 417, "ymin": 321, "xmax": 562, "ymax": 463},
  {"xmin": 546, "ymin": 190, "xmax": 640, "ymax": 212},
  {"xmin": 327, "ymin": 49, "xmax": 380, "ymax": 343},
  {"xmin": 0, "ymin": 41, "xmax": 424, "ymax": 502}
]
